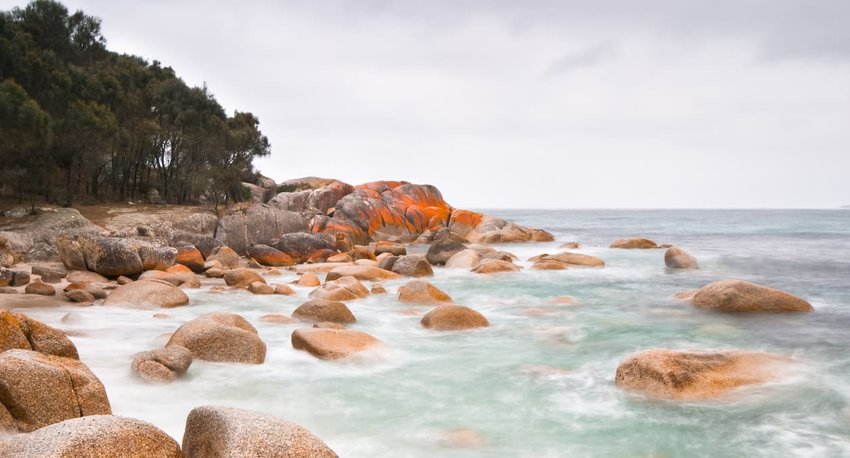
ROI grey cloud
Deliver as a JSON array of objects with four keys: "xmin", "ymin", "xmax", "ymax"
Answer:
[{"xmin": 543, "ymin": 43, "xmax": 616, "ymax": 77}]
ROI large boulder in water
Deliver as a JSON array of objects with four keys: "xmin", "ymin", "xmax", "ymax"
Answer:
[
  {"xmin": 397, "ymin": 280, "xmax": 453, "ymax": 305},
  {"xmin": 471, "ymin": 259, "xmax": 520, "ymax": 274},
  {"xmin": 292, "ymin": 299, "xmax": 356, "ymax": 324},
  {"xmin": 131, "ymin": 345, "xmax": 193, "ymax": 383},
  {"xmin": 182, "ymin": 405, "xmax": 337, "ymax": 458},
  {"xmin": 0, "ymin": 310, "xmax": 78, "ymax": 359},
  {"xmin": 167, "ymin": 312, "xmax": 266, "ymax": 364},
  {"xmin": 214, "ymin": 204, "xmax": 306, "ymax": 255},
  {"xmin": 610, "ymin": 238, "xmax": 659, "ymax": 249},
  {"xmin": 308, "ymin": 276, "xmax": 369, "ymax": 301},
  {"xmin": 291, "ymin": 328, "xmax": 382, "ymax": 360},
  {"xmin": 686, "ymin": 279, "xmax": 813, "ymax": 312},
  {"xmin": 223, "ymin": 268, "xmax": 266, "ymax": 288},
  {"xmin": 0, "ymin": 349, "xmax": 111, "ymax": 432},
  {"xmin": 420, "ymin": 305, "xmax": 489, "ymax": 331},
  {"xmin": 664, "ymin": 246, "xmax": 699, "ymax": 269},
  {"xmin": 426, "ymin": 241, "xmax": 467, "ymax": 266},
  {"xmin": 615, "ymin": 349, "xmax": 789, "ymax": 400},
  {"xmin": 103, "ymin": 280, "xmax": 190, "ymax": 308},
  {"xmin": 391, "ymin": 254, "xmax": 434, "ymax": 277},
  {"xmin": 0, "ymin": 415, "xmax": 181, "ymax": 457},
  {"xmin": 273, "ymin": 232, "xmax": 337, "ymax": 263}
]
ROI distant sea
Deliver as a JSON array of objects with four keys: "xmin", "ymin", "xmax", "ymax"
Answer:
[{"xmin": 19, "ymin": 209, "xmax": 850, "ymax": 456}]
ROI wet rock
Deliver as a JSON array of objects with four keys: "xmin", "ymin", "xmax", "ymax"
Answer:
[
  {"xmin": 294, "ymin": 272, "xmax": 321, "ymax": 287},
  {"xmin": 325, "ymin": 265, "xmax": 400, "ymax": 282},
  {"xmin": 175, "ymin": 245, "xmax": 206, "ymax": 273},
  {"xmin": 610, "ymin": 238, "xmax": 659, "ymax": 249},
  {"xmin": 182, "ymin": 405, "xmax": 337, "ymax": 457},
  {"xmin": 259, "ymin": 314, "xmax": 296, "ymax": 324},
  {"xmin": 313, "ymin": 321, "xmax": 345, "ymax": 329},
  {"xmin": 67, "ymin": 270, "xmax": 109, "ymax": 283},
  {"xmin": 102, "ymin": 280, "xmax": 190, "ymax": 308},
  {"xmin": 291, "ymin": 328, "xmax": 381, "ymax": 360},
  {"xmin": 131, "ymin": 345, "xmax": 193, "ymax": 383},
  {"xmin": 687, "ymin": 279, "xmax": 813, "ymax": 312},
  {"xmin": 440, "ymin": 428, "xmax": 486, "ymax": 449},
  {"xmin": 480, "ymin": 251, "xmax": 517, "ymax": 262},
  {"xmin": 65, "ymin": 289, "xmax": 95, "ymax": 303},
  {"xmin": 445, "ymin": 249, "xmax": 480, "ymax": 269},
  {"xmin": 30, "ymin": 265, "xmax": 67, "ymax": 283},
  {"xmin": 541, "ymin": 252, "xmax": 605, "ymax": 268},
  {"xmin": 167, "ymin": 312, "xmax": 266, "ymax": 364},
  {"xmin": 206, "ymin": 246, "xmax": 240, "ymax": 270},
  {"xmin": 248, "ymin": 281, "xmax": 274, "ymax": 295},
  {"xmin": 224, "ymin": 268, "xmax": 266, "ymax": 288},
  {"xmin": 665, "ymin": 246, "xmax": 699, "ymax": 269},
  {"xmin": 371, "ymin": 284, "xmax": 387, "ymax": 294},
  {"xmin": 614, "ymin": 349, "xmax": 789, "ymax": 400},
  {"xmin": 25, "ymin": 280, "xmax": 55, "ymax": 296},
  {"xmin": 421, "ymin": 305, "xmax": 489, "ymax": 331},
  {"xmin": 0, "ymin": 349, "xmax": 111, "ymax": 432},
  {"xmin": 531, "ymin": 260, "xmax": 570, "ymax": 270},
  {"xmin": 0, "ymin": 310, "xmax": 78, "ymax": 358},
  {"xmin": 471, "ymin": 259, "xmax": 520, "ymax": 274},
  {"xmin": 426, "ymin": 241, "xmax": 467, "ymax": 266},
  {"xmin": 292, "ymin": 299, "xmax": 356, "ymax": 324},
  {"xmin": 308, "ymin": 276, "xmax": 369, "ymax": 301},
  {"xmin": 0, "ymin": 415, "xmax": 181, "ymax": 457},
  {"xmin": 391, "ymin": 254, "xmax": 434, "ymax": 277},
  {"xmin": 397, "ymin": 280, "xmax": 453, "ymax": 305},
  {"xmin": 273, "ymin": 284, "xmax": 295, "ymax": 295},
  {"xmin": 559, "ymin": 242, "xmax": 581, "ymax": 249},
  {"xmin": 273, "ymin": 232, "xmax": 336, "ymax": 263}
]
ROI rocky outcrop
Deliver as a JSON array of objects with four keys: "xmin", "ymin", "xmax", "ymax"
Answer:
[
  {"xmin": 308, "ymin": 276, "xmax": 369, "ymax": 301},
  {"xmin": 103, "ymin": 280, "xmax": 190, "ymax": 308},
  {"xmin": 291, "ymin": 328, "xmax": 381, "ymax": 360},
  {"xmin": 686, "ymin": 279, "xmax": 813, "ymax": 312},
  {"xmin": 448, "ymin": 211, "xmax": 554, "ymax": 244},
  {"xmin": 273, "ymin": 232, "xmax": 337, "ymax": 263},
  {"xmin": 246, "ymin": 244, "xmax": 296, "ymax": 266},
  {"xmin": 614, "ymin": 349, "xmax": 789, "ymax": 400},
  {"xmin": 665, "ymin": 246, "xmax": 699, "ymax": 269},
  {"xmin": 0, "ymin": 349, "xmax": 111, "ymax": 432},
  {"xmin": 182, "ymin": 405, "xmax": 337, "ymax": 458},
  {"xmin": 610, "ymin": 238, "xmax": 659, "ymax": 249},
  {"xmin": 131, "ymin": 345, "xmax": 193, "ymax": 383},
  {"xmin": 214, "ymin": 204, "xmax": 306, "ymax": 255},
  {"xmin": 167, "ymin": 313, "xmax": 266, "ymax": 364},
  {"xmin": 0, "ymin": 311, "xmax": 79, "ymax": 359},
  {"xmin": 270, "ymin": 177, "xmax": 353, "ymax": 214},
  {"xmin": 397, "ymin": 280, "xmax": 453, "ymax": 305},
  {"xmin": 325, "ymin": 265, "xmax": 400, "ymax": 282},
  {"xmin": 391, "ymin": 254, "xmax": 434, "ymax": 277},
  {"xmin": 292, "ymin": 300, "xmax": 356, "ymax": 324},
  {"xmin": 0, "ymin": 415, "xmax": 182, "ymax": 457},
  {"xmin": 420, "ymin": 305, "xmax": 489, "ymax": 330}
]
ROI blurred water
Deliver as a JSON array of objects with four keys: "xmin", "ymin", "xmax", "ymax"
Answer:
[{"xmin": 15, "ymin": 210, "xmax": 850, "ymax": 457}]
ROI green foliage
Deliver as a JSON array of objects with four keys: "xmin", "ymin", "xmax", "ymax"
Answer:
[
  {"xmin": 0, "ymin": 0, "xmax": 271, "ymax": 205},
  {"xmin": 276, "ymin": 183, "xmax": 310, "ymax": 193}
]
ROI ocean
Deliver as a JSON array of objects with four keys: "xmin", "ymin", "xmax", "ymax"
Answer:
[{"xmin": 17, "ymin": 209, "xmax": 850, "ymax": 456}]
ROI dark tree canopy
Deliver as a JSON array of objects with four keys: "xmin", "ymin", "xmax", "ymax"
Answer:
[{"xmin": 0, "ymin": 0, "xmax": 270, "ymax": 205}]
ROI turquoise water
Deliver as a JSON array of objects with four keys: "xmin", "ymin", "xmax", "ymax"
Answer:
[{"xmin": 16, "ymin": 210, "xmax": 850, "ymax": 456}]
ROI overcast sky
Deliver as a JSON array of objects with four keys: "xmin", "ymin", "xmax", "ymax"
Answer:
[{"xmin": 4, "ymin": 0, "xmax": 850, "ymax": 208}]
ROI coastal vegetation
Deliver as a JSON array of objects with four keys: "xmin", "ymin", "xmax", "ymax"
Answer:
[{"xmin": 0, "ymin": 0, "xmax": 269, "ymax": 207}]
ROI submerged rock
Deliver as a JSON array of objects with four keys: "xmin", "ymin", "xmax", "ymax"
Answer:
[
  {"xmin": 610, "ymin": 238, "xmax": 659, "ymax": 249},
  {"xmin": 471, "ymin": 259, "xmax": 520, "ymax": 274},
  {"xmin": 0, "ymin": 415, "xmax": 181, "ymax": 457},
  {"xmin": 687, "ymin": 279, "xmax": 813, "ymax": 313},
  {"xmin": 182, "ymin": 405, "xmax": 337, "ymax": 458},
  {"xmin": 614, "ymin": 349, "xmax": 789, "ymax": 400},
  {"xmin": 0, "ymin": 349, "xmax": 111, "ymax": 432},
  {"xmin": 291, "ymin": 328, "xmax": 382, "ymax": 360},
  {"xmin": 103, "ymin": 280, "xmax": 189, "ymax": 308},
  {"xmin": 397, "ymin": 280, "xmax": 453, "ymax": 305},
  {"xmin": 664, "ymin": 246, "xmax": 699, "ymax": 269},
  {"xmin": 421, "ymin": 305, "xmax": 490, "ymax": 331},
  {"xmin": 325, "ymin": 265, "xmax": 400, "ymax": 282},
  {"xmin": 167, "ymin": 312, "xmax": 266, "ymax": 364},
  {"xmin": 131, "ymin": 345, "xmax": 193, "ymax": 383}
]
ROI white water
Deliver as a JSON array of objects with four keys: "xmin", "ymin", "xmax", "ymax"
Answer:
[{"xmin": 12, "ymin": 210, "xmax": 850, "ymax": 456}]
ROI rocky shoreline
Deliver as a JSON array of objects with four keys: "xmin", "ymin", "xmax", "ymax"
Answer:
[{"xmin": 0, "ymin": 178, "xmax": 815, "ymax": 456}]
